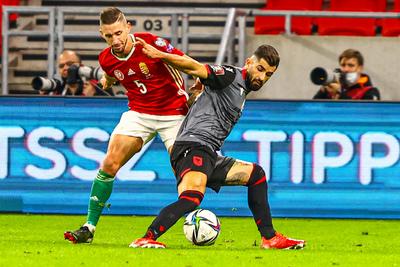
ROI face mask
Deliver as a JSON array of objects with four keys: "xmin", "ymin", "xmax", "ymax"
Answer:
[{"xmin": 344, "ymin": 72, "xmax": 359, "ymax": 86}]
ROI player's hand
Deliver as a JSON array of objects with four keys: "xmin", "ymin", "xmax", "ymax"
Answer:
[
  {"xmin": 100, "ymin": 74, "xmax": 116, "ymax": 89},
  {"xmin": 188, "ymin": 78, "xmax": 204, "ymax": 95},
  {"xmin": 187, "ymin": 78, "xmax": 204, "ymax": 107},
  {"xmin": 135, "ymin": 37, "xmax": 163, "ymax": 59}
]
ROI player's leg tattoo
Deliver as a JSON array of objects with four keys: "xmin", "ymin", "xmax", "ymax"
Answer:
[{"xmin": 224, "ymin": 160, "xmax": 252, "ymax": 185}]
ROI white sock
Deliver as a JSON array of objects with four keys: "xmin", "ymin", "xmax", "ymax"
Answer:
[{"xmin": 83, "ymin": 223, "xmax": 96, "ymax": 233}]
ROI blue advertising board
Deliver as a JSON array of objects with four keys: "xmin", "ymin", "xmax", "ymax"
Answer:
[{"xmin": 1, "ymin": 96, "xmax": 400, "ymax": 218}]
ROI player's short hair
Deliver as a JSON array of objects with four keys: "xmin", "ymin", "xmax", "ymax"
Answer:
[
  {"xmin": 254, "ymin": 45, "xmax": 280, "ymax": 68},
  {"xmin": 100, "ymin": 7, "xmax": 126, "ymax": 25},
  {"xmin": 339, "ymin": 49, "xmax": 364, "ymax": 66}
]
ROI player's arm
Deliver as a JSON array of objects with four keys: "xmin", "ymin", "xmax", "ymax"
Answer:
[
  {"xmin": 136, "ymin": 37, "xmax": 208, "ymax": 79},
  {"xmin": 187, "ymin": 78, "xmax": 204, "ymax": 107},
  {"xmin": 100, "ymin": 72, "xmax": 117, "ymax": 89}
]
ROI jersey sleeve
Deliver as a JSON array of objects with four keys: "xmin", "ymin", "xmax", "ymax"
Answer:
[
  {"xmin": 149, "ymin": 34, "xmax": 184, "ymax": 56},
  {"xmin": 200, "ymin": 64, "xmax": 236, "ymax": 90},
  {"xmin": 98, "ymin": 49, "xmax": 114, "ymax": 78}
]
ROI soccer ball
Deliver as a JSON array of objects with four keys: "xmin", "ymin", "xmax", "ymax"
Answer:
[{"xmin": 183, "ymin": 209, "xmax": 221, "ymax": 246}]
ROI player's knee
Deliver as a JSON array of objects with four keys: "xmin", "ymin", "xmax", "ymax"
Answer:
[
  {"xmin": 131, "ymin": 141, "xmax": 143, "ymax": 153},
  {"xmin": 101, "ymin": 158, "xmax": 122, "ymax": 176},
  {"xmin": 179, "ymin": 190, "xmax": 204, "ymax": 210},
  {"xmin": 180, "ymin": 171, "xmax": 207, "ymax": 191},
  {"xmin": 247, "ymin": 164, "xmax": 266, "ymax": 187}
]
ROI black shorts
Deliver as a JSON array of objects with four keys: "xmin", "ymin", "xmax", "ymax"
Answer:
[{"xmin": 170, "ymin": 141, "xmax": 235, "ymax": 192}]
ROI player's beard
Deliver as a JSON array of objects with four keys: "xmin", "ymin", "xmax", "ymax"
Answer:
[
  {"xmin": 246, "ymin": 73, "xmax": 263, "ymax": 91},
  {"xmin": 112, "ymin": 38, "xmax": 127, "ymax": 55}
]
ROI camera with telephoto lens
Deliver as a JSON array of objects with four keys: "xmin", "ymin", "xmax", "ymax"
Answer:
[
  {"xmin": 31, "ymin": 76, "xmax": 63, "ymax": 92},
  {"xmin": 67, "ymin": 65, "xmax": 104, "ymax": 85},
  {"xmin": 310, "ymin": 67, "xmax": 345, "ymax": 86}
]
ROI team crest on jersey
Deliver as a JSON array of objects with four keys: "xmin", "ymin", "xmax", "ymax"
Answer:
[
  {"xmin": 166, "ymin": 44, "xmax": 174, "ymax": 53},
  {"xmin": 210, "ymin": 65, "xmax": 225, "ymax": 75},
  {"xmin": 155, "ymin": 37, "xmax": 167, "ymax": 47},
  {"xmin": 113, "ymin": 69, "xmax": 124, "ymax": 80},
  {"xmin": 139, "ymin": 62, "xmax": 151, "ymax": 78},
  {"xmin": 193, "ymin": 156, "xmax": 203, "ymax": 167}
]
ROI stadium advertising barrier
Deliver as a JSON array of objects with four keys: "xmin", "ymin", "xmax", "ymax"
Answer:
[{"xmin": 1, "ymin": 97, "xmax": 400, "ymax": 219}]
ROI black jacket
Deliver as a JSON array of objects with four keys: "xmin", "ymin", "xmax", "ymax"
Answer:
[{"xmin": 313, "ymin": 73, "xmax": 380, "ymax": 100}]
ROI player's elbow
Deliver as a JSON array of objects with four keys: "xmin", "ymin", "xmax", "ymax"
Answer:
[
  {"xmin": 186, "ymin": 66, "xmax": 207, "ymax": 79},
  {"xmin": 185, "ymin": 69, "xmax": 200, "ymax": 78}
]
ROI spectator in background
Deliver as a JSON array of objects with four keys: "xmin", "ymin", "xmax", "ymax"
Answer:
[
  {"xmin": 54, "ymin": 50, "xmax": 84, "ymax": 96},
  {"xmin": 81, "ymin": 80, "xmax": 102, "ymax": 96},
  {"xmin": 38, "ymin": 50, "xmax": 113, "ymax": 96},
  {"xmin": 82, "ymin": 79, "xmax": 115, "ymax": 96},
  {"xmin": 313, "ymin": 49, "xmax": 380, "ymax": 100}
]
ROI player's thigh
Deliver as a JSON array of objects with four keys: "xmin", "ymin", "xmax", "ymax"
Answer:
[
  {"xmin": 156, "ymin": 115, "xmax": 185, "ymax": 152},
  {"xmin": 112, "ymin": 110, "xmax": 157, "ymax": 146},
  {"xmin": 208, "ymin": 157, "xmax": 253, "ymax": 188},
  {"xmin": 172, "ymin": 143, "xmax": 216, "ymax": 194},
  {"xmin": 105, "ymin": 134, "xmax": 143, "ymax": 166},
  {"xmin": 224, "ymin": 159, "xmax": 254, "ymax": 185}
]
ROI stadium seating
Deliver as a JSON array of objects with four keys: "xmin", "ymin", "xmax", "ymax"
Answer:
[
  {"xmin": 41, "ymin": 0, "xmax": 263, "ymax": 9},
  {"xmin": 381, "ymin": 0, "xmax": 400, "ymax": 36},
  {"xmin": 5, "ymin": 0, "xmax": 400, "ymax": 94},
  {"xmin": 316, "ymin": 0, "xmax": 387, "ymax": 36},
  {"xmin": 4, "ymin": 0, "xmax": 20, "ymax": 27},
  {"xmin": 5, "ymin": 0, "xmax": 262, "ymax": 94},
  {"xmin": 1, "ymin": 0, "xmax": 21, "ymax": 55},
  {"xmin": 254, "ymin": 0, "xmax": 323, "ymax": 35}
]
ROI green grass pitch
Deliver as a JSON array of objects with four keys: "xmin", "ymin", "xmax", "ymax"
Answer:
[{"xmin": 1, "ymin": 214, "xmax": 399, "ymax": 267}]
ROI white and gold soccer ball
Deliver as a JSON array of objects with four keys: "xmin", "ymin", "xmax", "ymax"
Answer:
[{"xmin": 183, "ymin": 209, "xmax": 221, "ymax": 246}]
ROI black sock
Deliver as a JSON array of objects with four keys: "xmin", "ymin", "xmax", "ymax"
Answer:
[
  {"xmin": 247, "ymin": 164, "xmax": 275, "ymax": 239},
  {"xmin": 144, "ymin": 190, "xmax": 204, "ymax": 240}
]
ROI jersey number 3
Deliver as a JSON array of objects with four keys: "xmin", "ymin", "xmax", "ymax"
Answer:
[{"xmin": 133, "ymin": 80, "xmax": 147, "ymax": 94}]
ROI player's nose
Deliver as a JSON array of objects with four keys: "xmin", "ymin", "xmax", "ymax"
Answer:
[{"xmin": 111, "ymin": 36, "xmax": 119, "ymax": 44}]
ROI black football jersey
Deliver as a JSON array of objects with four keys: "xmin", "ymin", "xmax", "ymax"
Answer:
[{"xmin": 175, "ymin": 64, "xmax": 248, "ymax": 151}]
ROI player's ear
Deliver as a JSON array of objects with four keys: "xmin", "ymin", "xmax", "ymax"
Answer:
[
  {"xmin": 127, "ymin": 21, "xmax": 132, "ymax": 31},
  {"xmin": 245, "ymin": 57, "xmax": 252, "ymax": 69}
]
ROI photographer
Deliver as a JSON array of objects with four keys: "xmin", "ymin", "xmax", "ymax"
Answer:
[
  {"xmin": 32, "ymin": 50, "xmax": 113, "ymax": 96},
  {"xmin": 312, "ymin": 49, "xmax": 380, "ymax": 100}
]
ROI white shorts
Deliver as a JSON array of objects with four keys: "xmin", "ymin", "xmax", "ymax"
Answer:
[{"xmin": 111, "ymin": 110, "xmax": 185, "ymax": 149}]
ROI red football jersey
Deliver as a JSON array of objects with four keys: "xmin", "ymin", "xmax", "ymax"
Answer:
[{"xmin": 99, "ymin": 32, "xmax": 188, "ymax": 116}]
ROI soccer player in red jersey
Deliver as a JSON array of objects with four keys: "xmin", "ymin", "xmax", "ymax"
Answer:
[{"xmin": 64, "ymin": 7, "xmax": 189, "ymax": 244}]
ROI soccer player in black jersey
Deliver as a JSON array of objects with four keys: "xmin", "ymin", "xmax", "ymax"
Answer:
[{"xmin": 130, "ymin": 37, "xmax": 305, "ymax": 250}]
